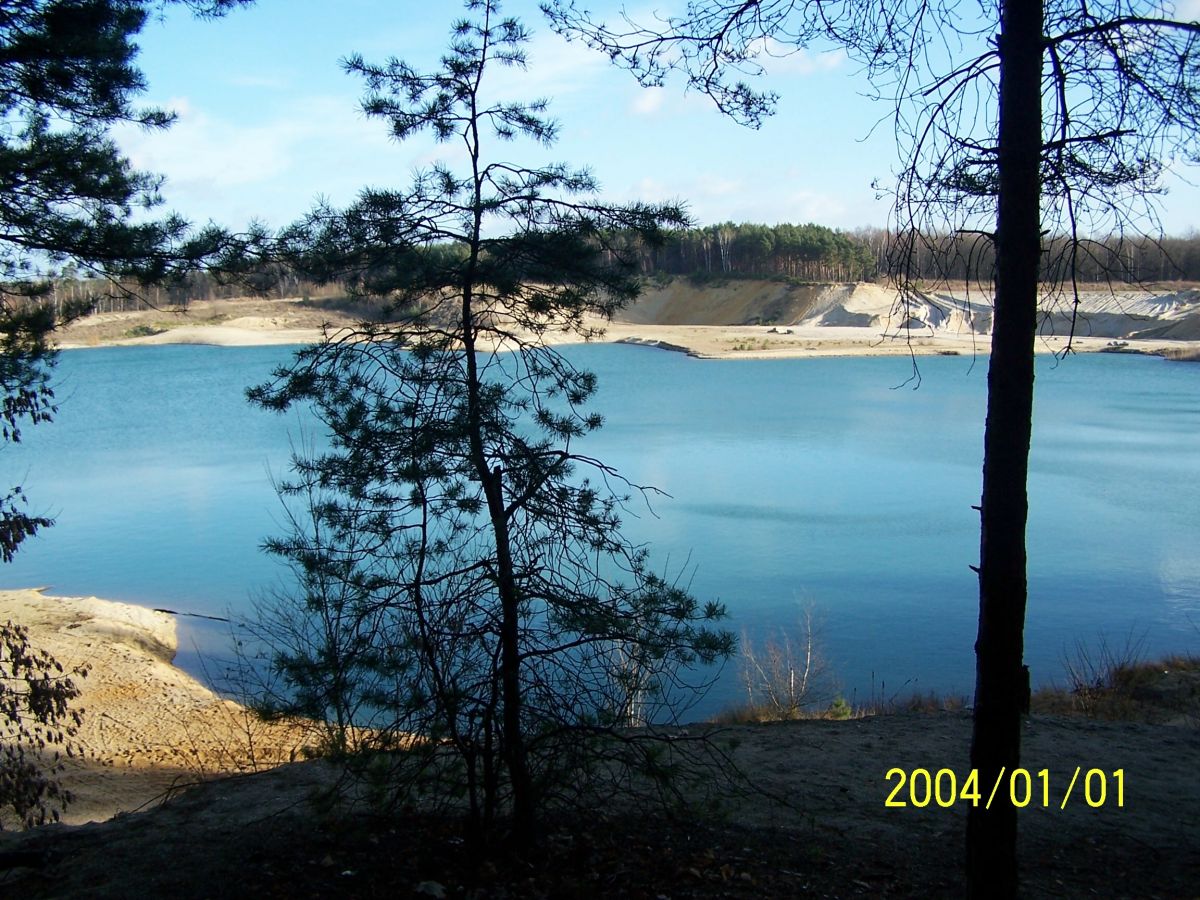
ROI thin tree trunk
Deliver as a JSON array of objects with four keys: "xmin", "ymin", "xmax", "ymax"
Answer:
[
  {"xmin": 460, "ymin": 297, "xmax": 535, "ymax": 840},
  {"xmin": 484, "ymin": 465, "xmax": 535, "ymax": 839},
  {"xmin": 966, "ymin": 0, "xmax": 1043, "ymax": 896}
]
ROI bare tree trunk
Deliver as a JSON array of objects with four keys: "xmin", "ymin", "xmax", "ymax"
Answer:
[{"xmin": 966, "ymin": 0, "xmax": 1043, "ymax": 896}]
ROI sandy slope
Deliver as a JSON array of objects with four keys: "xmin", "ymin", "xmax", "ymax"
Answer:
[
  {"xmin": 55, "ymin": 296, "xmax": 348, "ymax": 350},
  {"xmin": 53, "ymin": 283, "xmax": 1200, "ymax": 361},
  {"xmin": 606, "ymin": 280, "xmax": 1200, "ymax": 358},
  {"xmin": 0, "ymin": 589, "xmax": 312, "ymax": 827}
]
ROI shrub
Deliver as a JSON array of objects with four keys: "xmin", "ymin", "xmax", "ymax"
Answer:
[
  {"xmin": 737, "ymin": 606, "xmax": 833, "ymax": 719},
  {"xmin": 123, "ymin": 324, "xmax": 166, "ymax": 338},
  {"xmin": 1, "ymin": 620, "xmax": 87, "ymax": 829},
  {"xmin": 826, "ymin": 697, "xmax": 852, "ymax": 720}
]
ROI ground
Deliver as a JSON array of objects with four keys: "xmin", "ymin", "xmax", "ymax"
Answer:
[
  {"xmin": 56, "ymin": 295, "xmax": 356, "ymax": 349},
  {"xmin": 3, "ymin": 591, "xmax": 1199, "ymax": 898},
  {"xmin": 2, "ymin": 710, "xmax": 1197, "ymax": 898}
]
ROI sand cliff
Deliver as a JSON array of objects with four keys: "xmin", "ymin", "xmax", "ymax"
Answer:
[{"xmin": 54, "ymin": 280, "xmax": 1200, "ymax": 360}]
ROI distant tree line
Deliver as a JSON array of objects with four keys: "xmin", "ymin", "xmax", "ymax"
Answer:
[
  {"xmin": 890, "ymin": 230, "xmax": 1200, "ymax": 287},
  {"xmin": 29, "ymin": 264, "xmax": 343, "ymax": 318},
  {"xmin": 632, "ymin": 222, "xmax": 881, "ymax": 282},
  {"xmin": 593, "ymin": 223, "xmax": 1200, "ymax": 286},
  {"xmin": 20, "ymin": 224, "xmax": 1200, "ymax": 320}
]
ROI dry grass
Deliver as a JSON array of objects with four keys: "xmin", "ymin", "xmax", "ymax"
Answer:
[
  {"xmin": 718, "ymin": 618, "xmax": 1198, "ymax": 727},
  {"xmin": 1034, "ymin": 648, "xmax": 1200, "ymax": 724},
  {"xmin": 1160, "ymin": 346, "xmax": 1200, "ymax": 361},
  {"xmin": 718, "ymin": 606, "xmax": 975, "ymax": 724},
  {"xmin": 712, "ymin": 698, "xmax": 852, "ymax": 724},
  {"xmin": 882, "ymin": 691, "xmax": 971, "ymax": 715}
]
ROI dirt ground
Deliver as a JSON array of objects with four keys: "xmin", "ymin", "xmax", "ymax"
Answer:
[
  {"xmin": 56, "ymin": 296, "xmax": 356, "ymax": 348},
  {"xmin": 1, "ymin": 712, "xmax": 1197, "ymax": 898},
  {"xmin": 0, "ymin": 586, "xmax": 1196, "ymax": 898}
]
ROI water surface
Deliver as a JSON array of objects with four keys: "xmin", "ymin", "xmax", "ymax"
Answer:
[{"xmin": 4, "ymin": 344, "xmax": 1197, "ymax": 715}]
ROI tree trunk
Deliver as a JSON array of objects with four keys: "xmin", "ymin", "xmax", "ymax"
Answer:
[
  {"xmin": 484, "ymin": 465, "xmax": 536, "ymax": 841},
  {"xmin": 461, "ymin": 272, "xmax": 534, "ymax": 842},
  {"xmin": 966, "ymin": 0, "xmax": 1043, "ymax": 897}
]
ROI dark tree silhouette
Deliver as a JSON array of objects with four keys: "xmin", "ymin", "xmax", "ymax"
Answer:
[
  {"xmin": 544, "ymin": 0, "xmax": 1200, "ymax": 894},
  {"xmin": 0, "ymin": 0, "xmax": 252, "ymax": 830},
  {"xmin": 249, "ymin": 0, "xmax": 734, "ymax": 842},
  {"xmin": 0, "ymin": 0, "xmax": 253, "ymax": 559}
]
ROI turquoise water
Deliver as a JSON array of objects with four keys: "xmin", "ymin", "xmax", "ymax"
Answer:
[{"xmin": 3, "ymin": 343, "xmax": 1198, "ymax": 715}]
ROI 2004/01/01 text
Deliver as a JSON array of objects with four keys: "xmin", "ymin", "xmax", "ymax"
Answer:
[{"xmin": 885, "ymin": 767, "xmax": 1125, "ymax": 810}]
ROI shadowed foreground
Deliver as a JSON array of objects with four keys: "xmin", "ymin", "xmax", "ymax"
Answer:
[
  {"xmin": 3, "ymin": 591, "xmax": 1196, "ymax": 896},
  {"xmin": 1, "ymin": 711, "xmax": 1197, "ymax": 898}
]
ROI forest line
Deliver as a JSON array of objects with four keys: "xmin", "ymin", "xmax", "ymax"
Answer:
[{"xmin": 37, "ymin": 221, "xmax": 1200, "ymax": 318}]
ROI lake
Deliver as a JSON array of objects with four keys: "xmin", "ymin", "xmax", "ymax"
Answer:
[{"xmin": 4, "ymin": 343, "xmax": 1198, "ymax": 717}]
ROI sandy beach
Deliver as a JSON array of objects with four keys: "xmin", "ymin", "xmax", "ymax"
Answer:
[
  {"xmin": 0, "ymin": 589, "xmax": 311, "ymax": 827},
  {"xmin": 53, "ymin": 282, "xmax": 1200, "ymax": 361}
]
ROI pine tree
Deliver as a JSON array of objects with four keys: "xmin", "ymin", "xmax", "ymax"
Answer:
[
  {"xmin": 250, "ymin": 0, "xmax": 734, "ymax": 840},
  {"xmin": 0, "ymin": 0, "xmax": 251, "ymax": 558}
]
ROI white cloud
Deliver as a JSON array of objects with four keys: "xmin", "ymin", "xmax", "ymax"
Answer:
[
  {"xmin": 692, "ymin": 176, "xmax": 746, "ymax": 200},
  {"xmin": 631, "ymin": 88, "xmax": 666, "ymax": 117},
  {"xmin": 406, "ymin": 140, "xmax": 471, "ymax": 172},
  {"xmin": 697, "ymin": 186, "xmax": 842, "ymax": 226},
  {"xmin": 627, "ymin": 176, "xmax": 676, "ymax": 202},
  {"xmin": 1174, "ymin": 0, "xmax": 1200, "ymax": 22},
  {"xmin": 117, "ymin": 97, "xmax": 289, "ymax": 188},
  {"xmin": 609, "ymin": 169, "xmax": 885, "ymax": 229},
  {"xmin": 482, "ymin": 28, "xmax": 610, "ymax": 102},
  {"xmin": 622, "ymin": 80, "xmax": 731, "ymax": 122},
  {"xmin": 745, "ymin": 38, "xmax": 846, "ymax": 77},
  {"xmin": 113, "ymin": 94, "xmax": 396, "ymax": 226},
  {"xmin": 224, "ymin": 72, "xmax": 296, "ymax": 91}
]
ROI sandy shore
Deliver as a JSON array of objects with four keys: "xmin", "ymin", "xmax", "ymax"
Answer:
[
  {"xmin": 55, "ymin": 297, "xmax": 339, "ymax": 350},
  {"xmin": 54, "ymin": 293, "xmax": 1200, "ymax": 360},
  {"xmin": 0, "ymin": 589, "xmax": 311, "ymax": 826},
  {"xmin": 69, "ymin": 317, "xmax": 1200, "ymax": 360},
  {"xmin": 571, "ymin": 318, "xmax": 1200, "ymax": 359}
]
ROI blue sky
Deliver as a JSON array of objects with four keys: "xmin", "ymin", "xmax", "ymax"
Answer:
[{"xmin": 116, "ymin": 0, "xmax": 1200, "ymax": 236}]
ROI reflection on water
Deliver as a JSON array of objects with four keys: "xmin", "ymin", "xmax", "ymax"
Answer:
[
  {"xmin": 3, "ymin": 344, "xmax": 1198, "ymax": 716},
  {"xmin": 1159, "ymin": 544, "xmax": 1200, "ymax": 619}
]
